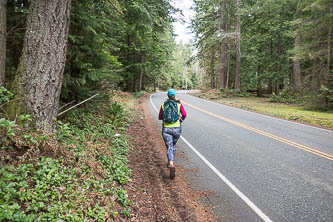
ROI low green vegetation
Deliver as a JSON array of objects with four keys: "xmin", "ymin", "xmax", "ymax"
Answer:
[
  {"xmin": 196, "ymin": 90, "xmax": 333, "ymax": 130},
  {"xmin": 0, "ymin": 92, "xmax": 135, "ymax": 221}
]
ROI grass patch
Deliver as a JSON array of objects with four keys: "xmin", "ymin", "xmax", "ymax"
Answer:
[
  {"xmin": 196, "ymin": 91, "xmax": 333, "ymax": 130},
  {"xmin": 0, "ymin": 92, "xmax": 137, "ymax": 221}
]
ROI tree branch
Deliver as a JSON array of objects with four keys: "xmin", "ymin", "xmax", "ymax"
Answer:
[{"xmin": 107, "ymin": 0, "xmax": 123, "ymax": 15}]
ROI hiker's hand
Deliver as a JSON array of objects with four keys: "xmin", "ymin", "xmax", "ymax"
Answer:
[{"xmin": 175, "ymin": 98, "xmax": 181, "ymax": 103}]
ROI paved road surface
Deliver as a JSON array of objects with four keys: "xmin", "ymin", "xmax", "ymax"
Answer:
[{"xmin": 149, "ymin": 91, "xmax": 333, "ymax": 222}]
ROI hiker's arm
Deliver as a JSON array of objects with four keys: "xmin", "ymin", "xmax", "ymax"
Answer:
[
  {"xmin": 180, "ymin": 104, "xmax": 187, "ymax": 121},
  {"xmin": 158, "ymin": 107, "xmax": 163, "ymax": 120}
]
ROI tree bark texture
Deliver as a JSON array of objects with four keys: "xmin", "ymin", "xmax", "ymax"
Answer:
[
  {"xmin": 218, "ymin": 1, "xmax": 227, "ymax": 89},
  {"xmin": 139, "ymin": 55, "xmax": 144, "ymax": 91},
  {"xmin": 293, "ymin": 1, "xmax": 302, "ymax": 91},
  {"xmin": 0, "ymin": 0, "xmax": 6, "ymax": 86},
  {"xmin": 234, "ymin": 0, "xmax": 241, "ymax": 90},
  {"xmin": 275, "ymin": 39, "xmax": 281, "ymax": 95},
  {"xmin": 226, "ymin": 43, "xmax": 230, "ymax": 89},
  {"xmin": 267, "ymin": 80, "xmax": 273, "ymax": 94},
  {"xmin": 17, "ymin": 0, "xmax": 72, "ymax": 131},
  {"xmin": 327, "ymin": 5, "xmax": 332, "ymax": 78},
  {"xmin": 293, "ymin": 26, "xmax": 302, "ymax": 91},
  {"xmin": 257, "ymin": 67, "xmax": 263, "ymax": 97},
  {"xmin": 210, "ymin": 48, "xmax": 216, "ymax": 89},
  {"xmin": 311, "ymin": 60, "xmax": 320, "ymax": 92}
]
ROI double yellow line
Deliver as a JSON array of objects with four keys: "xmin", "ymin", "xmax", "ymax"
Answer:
[{"xmin": 182, "ymin": 101, "xmax": 333, "ymax": 161}]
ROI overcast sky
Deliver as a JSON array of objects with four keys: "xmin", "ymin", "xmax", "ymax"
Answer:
[{"xmin": 171, "ymin": 0, "xmax": 195, "ymax": 44}]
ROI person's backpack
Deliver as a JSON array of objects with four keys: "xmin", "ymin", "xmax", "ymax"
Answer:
[{"xmin": 163, "ymin": 100, "xmax": 179, "ymax": 124}]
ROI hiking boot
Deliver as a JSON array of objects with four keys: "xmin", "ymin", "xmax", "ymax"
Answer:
[{"xmin": 170, "ymin": 166, "xmax": 175, "ymax": 179}]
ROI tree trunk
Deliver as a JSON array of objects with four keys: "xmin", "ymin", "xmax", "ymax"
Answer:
[
  {"xmin": 257, "ymin": 67, "xmax": 263, "ymax": 97},
  {"xmin": 218, "ymin": 1, "xmax": 227, "ymax": 89},
  {"xmin": 275, "ymin": 39, "xmax": 281, "ymax": 95},
  {"xmin": 234, "ymin": 0, "xmax": 241, "ymax": 91},
  {"xmin": 311, "ymin": 60, "xmax": 320, "ymax": 92},
  {"xmin": 293, "ymin": 27, "xmax": 302, "ymax": 90},
  {"xmin": 293, "ymin": 0, "xmax": 302, "ymax": 91},
  {"xmin": 219, "ymin": 43, "xmax": 227, "ymax": 89},
  {"xmin": 267, "ymin": 80, "xmax": 273, "ymax": 94},
  {"xmin": 327, "ymin": 5, "xmax": 332, "ymax": 81},
  {"xmin": 153, "ymin": 78, "xmax": 156, "ymax": 92},
  {"xmin": 10, "ymin": 0, "xmax": 72, "ymax": 131},
  {"xmin": 139, "ymin": 55, "xmax": 144, "ymax": 91},
  {"xmin": 132, "ymin": 75, "xmax": 136, "ymax": 92},
  {"xmin": 226, "ymin": 42, "xmax": 230, "ymax": 89},
  {"xmin": 0, "ymin": 0, "xmax": 6, "ymax": 86},
  {"xmin": 210, "ymin": 49, "xmax": 216, "ymax": 89},
  {"xmin": 267, "ymin": 35, "xmax": 273, "ymax": 94},
  {"xmin": 274, "ymin": 79, "xmax": 279, "ymax": 95}
]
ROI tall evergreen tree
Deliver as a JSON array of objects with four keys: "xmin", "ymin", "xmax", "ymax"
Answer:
[
  {"xmin": 192, "ymin": 0, "xmax": 223, "ymax": 89},
  {"xmin": 296, "ymin": 0, "xmax": 332, "ymax": 93},
  {"xmin": 9, "ymin": 0, "xmax": 72, "ymax": 131}
]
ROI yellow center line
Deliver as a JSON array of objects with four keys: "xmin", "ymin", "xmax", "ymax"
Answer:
[{"xmin": 182, "ymin": 101, "xmax": 333, "ymax": 161}]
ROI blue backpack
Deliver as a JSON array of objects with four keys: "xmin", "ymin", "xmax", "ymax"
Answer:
[{"xmin": 163, "ymin": 100, "xmax": 179, "ymax": 124}]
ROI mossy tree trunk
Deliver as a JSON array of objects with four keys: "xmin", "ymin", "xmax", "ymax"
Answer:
[{"xmin": 10, "ymin": 0, "xmax": 72, "ymax": 131}]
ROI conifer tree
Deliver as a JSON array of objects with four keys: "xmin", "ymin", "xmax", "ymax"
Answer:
[{"xmin": 9, "ymin": 0, "xmax": 72, "ymax": 131}]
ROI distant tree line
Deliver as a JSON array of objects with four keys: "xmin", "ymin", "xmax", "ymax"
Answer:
[{"xmin": 192, "ymin": 0, "xmax": 332, "ymax": 108}]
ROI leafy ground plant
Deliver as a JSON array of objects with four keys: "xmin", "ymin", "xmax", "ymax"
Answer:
[{"xmin": 0, "ymin": 92, "xmax": 135, "ymax": 221}]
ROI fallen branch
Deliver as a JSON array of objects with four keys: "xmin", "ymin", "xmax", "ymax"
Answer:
[
  {"xmin": 58, "ymin": 100, "xmax": 75, "ymax": 111},
  {"xmin": 57, "ymin": 94, "xmax": 99, "ymax": 117}
]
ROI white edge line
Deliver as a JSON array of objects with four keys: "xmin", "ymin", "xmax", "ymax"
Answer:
[
  {"xmin": 186, "ymin": 92, "xmax": 333, "ymax": 133},
  {"xmin": 149, "ymin": 93, "xmax": 274, "ymax": 222}
]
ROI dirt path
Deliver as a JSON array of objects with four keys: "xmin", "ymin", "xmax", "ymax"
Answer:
[{"xmin": 125, "ymin": 95, "xmax": 218, "ymax": 222}]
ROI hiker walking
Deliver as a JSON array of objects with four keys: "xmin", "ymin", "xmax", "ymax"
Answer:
[{"xmin": 158, "ymin": 89, "xmax": 187, "ymax": 179}]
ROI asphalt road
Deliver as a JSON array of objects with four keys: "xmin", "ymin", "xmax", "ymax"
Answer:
[{"xmin": 149, "ymin": 91, "xmax": 333, "ymax": 222}]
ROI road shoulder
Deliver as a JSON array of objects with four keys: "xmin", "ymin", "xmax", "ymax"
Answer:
[{"xmin": 126, "ymin": 94, "xmax": 218, "ymax": 221}]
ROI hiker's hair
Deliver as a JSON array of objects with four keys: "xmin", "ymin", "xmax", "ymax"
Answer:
[{"xmin": 168, "ymin": 94, "xmax": 175, "ymax": 100}]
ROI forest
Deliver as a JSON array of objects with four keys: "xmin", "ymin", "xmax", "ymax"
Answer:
[
  {"xmin": 0, "ymin": 0, "xmax": 332, "ymax": 220},
  {"xmin": 191, "ymin": 0, "xmax": 332, "ymax": 107},
  {"xmin": 1, "ymin": 0, "xmax": 180, "ymax": 131},
  {"xmin": 0, "ymin": 0, "xmax": 332, "ymax": 130}
]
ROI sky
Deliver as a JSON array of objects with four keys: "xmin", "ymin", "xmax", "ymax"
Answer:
[{"xmin": 171, "ymin": 0, "xmax": 195, "ymax": 44}]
